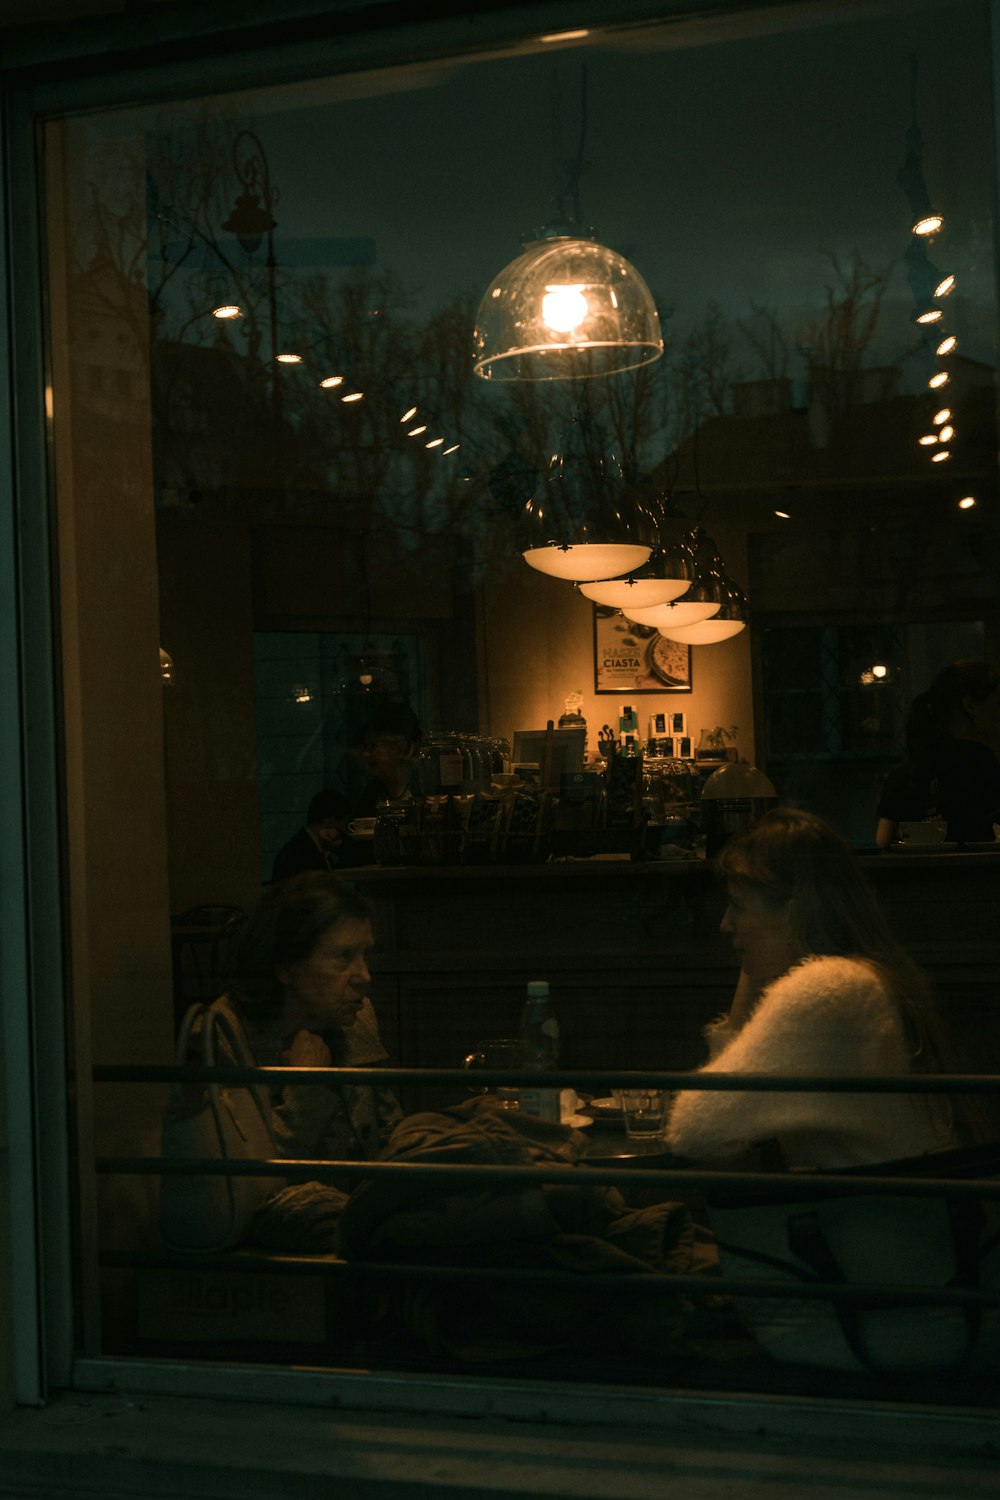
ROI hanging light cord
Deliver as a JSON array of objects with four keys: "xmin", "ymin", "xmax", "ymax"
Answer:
[{"xmin": 550, "ymin": 63, "xmax": 590, "ymax": 230}]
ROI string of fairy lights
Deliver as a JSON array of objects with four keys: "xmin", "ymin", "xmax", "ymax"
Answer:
[{"xmin": 909, "ymin": 209, "xmax": 976, "ymax": 513}]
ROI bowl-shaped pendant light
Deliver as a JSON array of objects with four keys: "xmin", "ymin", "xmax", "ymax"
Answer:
[
  {"xmin": 520, "ymin": 408, "xmax": 656, "ymax": 580},
  {"xmin": 577, "ymin": 507, "xmax": 696, "ymax": 607},
  {"xmin": 656, "ymin": 574, "xmax": 749, "ymax": 643},
  {"xmin": 622, "ymin": 527, "xmax": 731, "ymax": 628},
  {"xmin": 473, "ymin": 230, "xmax": 664, "ymax": 382}
]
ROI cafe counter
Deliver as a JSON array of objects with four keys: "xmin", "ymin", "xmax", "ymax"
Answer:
[{"xmin": 352, "ymin": 850, "xmax": 1000, "ymax": 1112}]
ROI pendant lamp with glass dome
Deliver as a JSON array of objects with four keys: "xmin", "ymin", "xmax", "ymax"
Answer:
[
  {"xmin": 577, "ymin": 506, "xmax": 696, "ymax": 608},
  {"xmin": 519, "ymin": 405, "xmax": 657, "ymax": 580},
  {"xmin": 473, "ymin": 227, "xmax": 664, "ymax": 382}
]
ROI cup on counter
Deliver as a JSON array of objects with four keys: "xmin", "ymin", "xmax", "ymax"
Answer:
[
  {"xmin": 614, "ymin": 1088, "xmax": 669, "ymax": 1139},
  {"xmin": 462, "ymin": 1038, "xmax": 523, "ymax": 1110}
]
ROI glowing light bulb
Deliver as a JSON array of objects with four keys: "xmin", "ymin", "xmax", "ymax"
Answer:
[
  {"xmin": 913, "ymin": 214, "xmax": 943, "ymax": 235},
  {"xmin": 934, "ymin": 275, "xmax": 956, "ymax": 297},
  {"xmin": 400, "ymin": 406, "xmax": 417, "ymax": 422},
  {"xmin": 341, "ymin": 391, "xmax": 364, "ymax": 403},
  {"xmin": 939, "ymin": 424, "xmax": 954, "ymax": 442},
  {"xmin": 425, "ymin": 438, "xmax": 444, "ymax": 448},
  {"xmin": 958, "ymin": 495, "xmax": 976, "ymax": 509},
  {"xmin": 276, "ymin": 352, "xmax": 302, "ymax": 364},
  {"xmin": 936, "ymin": 336, "xmax": 957, "ymax": 355},
  {"xmin": 442, "ymin": 444, "xmax": 460, "ymax": 455},
  {"xmin": 918, "ymin": 434, "xmax": 938, "ymax": 446},
  {"xmin": 212, "ymin": 304, "xmax": 242, "ymax": 319},
  {"xmin": 872, "ymin": 663, "xmax": 888, "ymax": 679},
  {"xmin": 407, "ymin": 425, "xmax": 427, "ymax": 436},
  {"xmin": 541, "ymin": 283, "xmax": 589, "ymax": 333},
  {"xmin": 929, "ymin": 371, "xmax": 950, "ymax": 388},
  {"xmin": 319, "ymin": 375, "xmax": 344, "ymax": 388},
  {"xmin": 774, "ymin": 510, "xmax": 791, "ymax": 519},
  {"xmin": 932, "ymin": 408, "xmax": 952, "ymax": 424},
  {"xmin": 916, "ymin": 308, "xmax": 943, "ymax": 324},
  {"xmin": 931, "ymin": 450, "xmax": 951, "ymax": 462}
]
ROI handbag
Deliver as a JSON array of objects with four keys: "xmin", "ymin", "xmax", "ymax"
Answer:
[
  {"xmin": 159, "ymin": 999, "xmax": 284, "ymax": 1252},
  {"xmin": 707, "ymin": 1141, "xmax": 1000, "ymax": 1376}
]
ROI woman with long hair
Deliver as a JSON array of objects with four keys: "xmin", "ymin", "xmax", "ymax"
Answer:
[
  {"xmin": 875, "ymin": 659, "xmax": 1000, "ymax": 848},
  {"xmin": 666, "ymin": 806, "xmax": 962, "ymax": 1167}
]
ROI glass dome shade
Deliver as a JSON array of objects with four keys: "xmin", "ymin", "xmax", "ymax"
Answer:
[
  {"xmin": 473, "ymin": 232, "xmax": 664, "ymax": 382},
  {"xmin": 519, "ymin": 409, "xmax": 657, "ymax": 580}
]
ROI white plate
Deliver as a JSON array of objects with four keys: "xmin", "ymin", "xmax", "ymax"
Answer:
[{"xmin": 584, "ymin": 1096, "xmax": 623, "ymax": 1119}]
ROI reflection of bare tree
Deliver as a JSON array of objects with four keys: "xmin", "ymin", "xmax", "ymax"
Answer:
[
  {"xmin": 737, "ymin": 301, "xmax": 791, "ymax": 381},
  {"xmin": 796, "ymin": 252, "xmax": 892, "ymax": 413}
]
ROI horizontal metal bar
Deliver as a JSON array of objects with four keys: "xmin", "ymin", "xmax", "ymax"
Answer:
[
  {"xmin": 96, "ymin": 1250, "xmax": 1000, "ymax": 1307},
  {"xmin": 96, "ymin": 1155, "xmax": 1000, "ymax": 1198},
  {"xmin": 91, "ymin": 1064, "xmax": 1000, "ymax": 1093}
]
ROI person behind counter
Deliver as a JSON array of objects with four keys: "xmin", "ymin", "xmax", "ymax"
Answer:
[
  {"xmin": 666, "ymin": 805, "xmax": 960, "ymax": 1169},
  {"xmin": 170, "ymin": 872, "xmax": 402, "ymax": 1251},
  {"xmin": 271, "ymin": 788, "xmax": 352, "ymax": 883},
  {"xmin": 353, "ymin": 702, "xmax": 421, "ymax": 817},
  {"xmin": 875, "ymin": 658, "xmax": 1000, "ymax": 848}
]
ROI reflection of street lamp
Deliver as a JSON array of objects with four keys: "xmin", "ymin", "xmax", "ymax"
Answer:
[{"xmin": 223, "ymin": 129, "xmax": 282, "ymax": 423}]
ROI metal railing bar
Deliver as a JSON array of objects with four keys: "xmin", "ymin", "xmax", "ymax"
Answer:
[
  {"xmin": 90, "ymin": 1064, "xmax": 1000, "ymax": 1093},
  {"xmin": 95, "ymin": 1155, "xmax": 1000, "ymax": 1198},
  {"xmin": 93, "ymin": 1251, "xmax": 1000, "ymax": 1306}
]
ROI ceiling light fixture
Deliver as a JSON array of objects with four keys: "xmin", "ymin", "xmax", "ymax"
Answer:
[
  {"xmin": 400, "ymin": 406, "xmax": 417, "ymax": 422},
  {"xmin": 320, "ymin": 374, "xmax": 344, "ymax": 388},
  {"xmin": 929, "ymin": 371, "xmax": 950, "ymax": 388},
  {"xmin": 275, "ymin": 352, "xmax": 302, "ymax": 364},
  {"xmin": 931, "ymin": 450, "xmax": 951, "ymax": 462},
  {"xmin": 577, "ymin": 512, "xmax": 695, "ymax": 608},
  {"xmin": 936, "ymin": 335, "xmax": 957, "ymax": 355},
  {"xmin": 958, "ymin": 495, "xmax": 976, "ymax": 509},
  {"xmin": 932, "ymin": 408, "xmax": 952, "ymax": 424},
  {"xmin": 473, "ymin": 229, "xmax": 663, "ymax": 381},
  {"xmin": 934, "ymin": 274, "xmax": 956, "ymax": 297},
  {"xmin": 913, "ymin": 214, "xmax": 943, "ymax": 235},
  {"xmin": 519, "ymin": 406, "xmax": 656, "ymax": 580},
  {"xmin": 938, "ymin": 424, "xmax": 954, "ymax": 442},
  {"xmin": 212, "ymin": 304, "xmax": 242, "ymax": 320}
]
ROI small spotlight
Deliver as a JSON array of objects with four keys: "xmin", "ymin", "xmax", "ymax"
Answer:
[
  {"xmin": 442, "ymin": 444, "xmax": 461, "ymax": 455},
  {"xmin": 958, "ymin": 495, "xmax": 977, "ymax": 509},
  {"xmin": 932, "ymin": 408, "xmax": 952, "ymax": 424},
  {"xmin": 931, "ymin": 450, "xmax": 951, "ymax": 462},
  {"xmin": 939, "ymin": 424, "xmax": 955, "ymax": 443},
  {"xmin": 936, "ymin": 335, "xmax": 958, "ymax": 356},
  {"xmin": 934, "ymin": 275, "xmax": 956, "ymax": 297},
  {"xmin": 871, "ymin": 663, "xmax": 888, "ymax": 679},
  {"xmin": 341, "ymin": 391, "xmax": 364, "ymax": 403},
  {"xmin": 276, "ymin": 353, "xmax": 302, "ymax": 364},
  {"xmin": 320, "ymin": 375, "xmax": 344, "ymax": 389},
  {"xmin": 212, "ymin": 304, "xmax": 242, "ymax": 319},
  {"xmin": 407, "ymin": 425, "xmax": 428, "ymax": 437},
  {"xmin": 425, "ymin": 438, "xmax": 445, "ymax": 449},
  {"xmin": 918, "ymin": 434, "xmax": 939, "ymax": 446},
  {"xmin": 913, "ymin": 214, "xmax": 944, "ymax": 235},
  {"xmin": 400, "ymin": 406, "xmax": 417, "ymax": 422},
  {"xmin": 915, "ymin": 308, "xmax": 943, "ymax": 324},
  {"xmin": 929, "ymin": 371, "xmax": 950, "ymax": 388},
  {"xmin": 774, "ymin": 509, "xmax": 791, "ymax": 519}
]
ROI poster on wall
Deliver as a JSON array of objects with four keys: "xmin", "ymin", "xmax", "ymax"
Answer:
[{"xmin": 593, "ymin": 606, "xmax": 692, "ymax": 694}]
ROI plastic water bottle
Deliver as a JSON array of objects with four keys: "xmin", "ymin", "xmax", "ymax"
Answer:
[{"xmin": 518, "ymin": 979, "xmax": 560, "ymax": 1121}]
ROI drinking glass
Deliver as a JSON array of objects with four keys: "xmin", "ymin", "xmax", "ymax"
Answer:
[
  {"xmin": 614, "ymin": 1088, "xmax": 669, "ymax": 1139},
  {"xmin": 462, "ymin": 1039, "xmax": 523, "ymax": 1110}
]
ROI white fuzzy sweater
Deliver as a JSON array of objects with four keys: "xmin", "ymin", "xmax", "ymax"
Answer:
[{"xmin": 665, "ymin": 955, "xmax": 948, "ymax": 1168}]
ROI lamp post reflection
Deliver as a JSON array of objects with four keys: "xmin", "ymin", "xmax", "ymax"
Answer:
[{"xmin": 223, "ymin": 129, "xmax": 282, "ymax": 427}]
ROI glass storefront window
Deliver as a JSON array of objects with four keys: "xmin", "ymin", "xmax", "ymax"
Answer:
[{"xmin": 32, "ymin": 0, "xmax": 1000, "ymax": 1404}]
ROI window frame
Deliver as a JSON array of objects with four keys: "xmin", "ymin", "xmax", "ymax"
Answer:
[{"xmin": 2, "ymin": 0, "xmax": 1000, "ymax": 1449}]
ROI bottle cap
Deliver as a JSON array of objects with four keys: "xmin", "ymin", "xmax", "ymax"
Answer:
[{"xmin": 526, "ymin": 980, "xmax": 550, "ymax": 999}]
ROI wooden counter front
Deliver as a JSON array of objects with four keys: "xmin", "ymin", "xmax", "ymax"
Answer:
[{"xmin": 353, "ymin": 853, "xmax": 1000, "ymax": 1113}]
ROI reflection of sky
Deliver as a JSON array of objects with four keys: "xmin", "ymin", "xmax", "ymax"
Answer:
[{"xmin": 236, "ymin": 0, "xmax": 995, "ymax": 381}]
